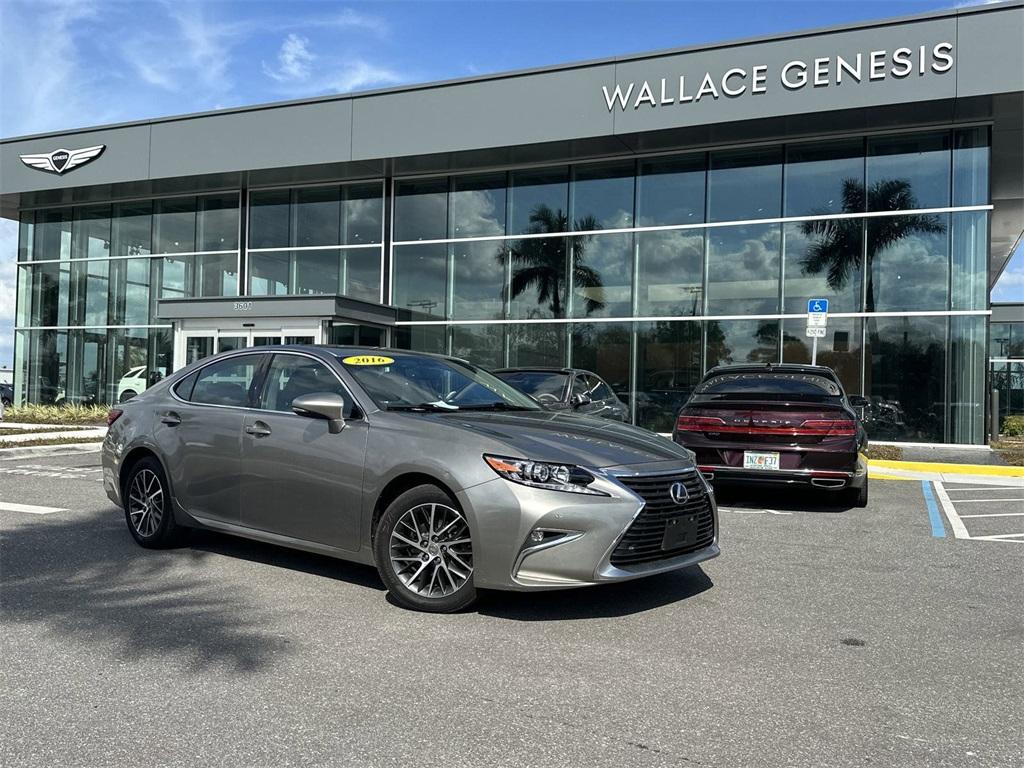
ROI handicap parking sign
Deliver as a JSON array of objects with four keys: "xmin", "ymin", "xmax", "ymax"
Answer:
[{"xmin": 807, "ymin": 298, "xmax": 829, "ymax": 314}]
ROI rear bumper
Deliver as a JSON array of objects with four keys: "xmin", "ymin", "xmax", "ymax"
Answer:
[{"xmin": 697, "ymin": 464, "xmax": 866, "ymax": 490}]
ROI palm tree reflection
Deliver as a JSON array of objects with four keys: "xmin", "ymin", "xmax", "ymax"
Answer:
[
  {"xmin": 506, "ymin": 205, "xmax": 605, "ymax": 317},
  {"xmin": 798, "ymin": 178, "xmax": 945, "ymax": 311}
]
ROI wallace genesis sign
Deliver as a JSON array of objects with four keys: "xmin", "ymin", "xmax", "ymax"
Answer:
[{"xmin": 602, "ymin": 42, "xmax": 954, "ymax": 110}]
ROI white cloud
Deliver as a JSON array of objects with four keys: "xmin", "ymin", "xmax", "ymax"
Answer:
[
  {"xmin": 0, "ymin": 0, "xmax": 109, "ymax": 137},
  {"xmin": 262, "ymin": 34, "xmax": 315, "ymax": 82},
  {"xmin": 329, "ymin": 60, "xmax": 404, "ymax": 93}
]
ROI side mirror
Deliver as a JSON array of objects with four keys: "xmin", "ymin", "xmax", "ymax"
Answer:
[
  {"xmin": 570, "ymin": 392, "xmax": 592, "ymax": 409},
  {"xmin": 848, "ymin": 395, "xmax": 869, "ymax": 407},
  {"xmin": 292, "ymin": 392, "xmax": 348, "ymax": 434}
]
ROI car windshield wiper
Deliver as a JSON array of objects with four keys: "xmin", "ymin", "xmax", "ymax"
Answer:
[
  {"xmin": 457, "ymin": 402, "xmax": 535, "ymax": 412},
  {"xmin": 385, "ymin": 401, "xmax": 460, "ymax": 412}
]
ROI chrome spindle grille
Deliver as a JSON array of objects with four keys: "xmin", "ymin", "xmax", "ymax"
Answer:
[{"xmin": 610, "ymin": 473, "xmax": 714, "ymax": 566}]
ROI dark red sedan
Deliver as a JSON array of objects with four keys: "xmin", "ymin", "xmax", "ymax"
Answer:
[{"xmin": 673, "ymin": 364, "xmax": 868, "ymax": 507}]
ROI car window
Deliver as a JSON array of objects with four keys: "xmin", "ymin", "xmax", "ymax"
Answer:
[
  {"xmin": 189, "ymin": 354, "xmax": 264, "ymax": 408},
  {"xmin": 571, "ymin": 375, "xmax": 589, "ymax": 399},
  {"xmin": 590, "ymin": 376, "xmax": 614, "ymax": 402},
  {"xmin": 696, "ymin": 372, "xmax": 843, "ymax": 400},
  {"xmin": 338, "ymin": 353, "xmax": 539, "ymax": 411},
  {"xmin": 259, "ymin": 354, "xmax": 355, "ymax": 416},
  {"xmin": 494, "ymin": 371, "xmax": 568, "ymax": 400},
  {"xmin": 173, "ymin": 370, "xmax": 200, "ymax": 401}
]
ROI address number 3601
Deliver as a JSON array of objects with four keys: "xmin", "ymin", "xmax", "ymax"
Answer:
[{"xmin": 233, "ymin": 301, "xmax": 253, "ymax": 311}]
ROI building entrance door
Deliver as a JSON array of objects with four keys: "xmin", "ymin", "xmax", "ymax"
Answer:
[{"xmin": 176, "ymin": 326, "xmax": 321, "ymax": 370}]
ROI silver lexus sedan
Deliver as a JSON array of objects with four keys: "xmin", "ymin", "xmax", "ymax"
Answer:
[{"xmin": 102, "ymin": 347, "xmax": 719, "ymax": 612}]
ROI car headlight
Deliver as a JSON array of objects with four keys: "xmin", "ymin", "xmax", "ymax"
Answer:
[{"xmin": 484, "ymin": 455, "xmax": 607, "ymax": 495}]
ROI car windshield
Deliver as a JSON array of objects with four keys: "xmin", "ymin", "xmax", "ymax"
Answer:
[
  {"xmin": 337, "ymin": 353, "xmax": 542, "ymax": 411},
  {"xmin": 694, "ymin": 372, "xmax": 843, "ymax": 401},
  {"xmin": 493, "ymin": 371, "xmax": 568, "ymax": 399}
]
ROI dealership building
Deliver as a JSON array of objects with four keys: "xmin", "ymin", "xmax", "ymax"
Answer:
[{"xmin": 2, "ymin": 2, "xmax": 1022, "ymax": 443}]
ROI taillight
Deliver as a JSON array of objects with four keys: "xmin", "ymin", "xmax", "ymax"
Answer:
[
  {"xmin": 798, "ymin": 419, "xmax": 856, "ymax": 436},
  {"xmin": 106, "ymin": 409, "xmax": 123, "ymax": 426},
  {"xmin": 676, "ymin": 415, "xmax": 726, "ymax": 432}
]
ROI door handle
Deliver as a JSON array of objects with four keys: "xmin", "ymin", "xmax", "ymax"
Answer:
[
  {"xmin": 245, "ymin": 422, "xmax": 272, "ymax": 437},
  {"xmin": 160, "ymin": 412, "xmax": 181, "ymax": 426}
]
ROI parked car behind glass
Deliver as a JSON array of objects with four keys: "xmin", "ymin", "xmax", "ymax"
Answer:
[
  {"xmin": 492, "ymin": 367, "xmax": 629, "ymax": 422},
  {"xmin": 673, "ymin": 364, "xmax": 868, "ymax": 507},
  {"xmin": 103, "ymin": 347, "xmax": 718, "ymax": 612}
]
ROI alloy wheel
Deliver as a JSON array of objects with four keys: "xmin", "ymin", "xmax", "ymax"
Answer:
[
  {"xmin": 128, "ymin": 469, "xmax": 165, "ymax": 538},
  {"xmin": 389, "ymin": 503, "xmax": 473, "ymax": 598}
]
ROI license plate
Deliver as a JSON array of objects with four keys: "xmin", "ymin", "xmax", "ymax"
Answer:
[
  {"xmin": 662, "ymin": 514, "xmax": 700, "ymax": 550},
  {"xmin": 743, "ymin": 450, "xmax": 780, "ymax": 470}
]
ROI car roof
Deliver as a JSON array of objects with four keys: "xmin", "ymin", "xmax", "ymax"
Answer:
[{"xmin": 704, "ymin": 363, "xmax": 840, "ymax": 378}]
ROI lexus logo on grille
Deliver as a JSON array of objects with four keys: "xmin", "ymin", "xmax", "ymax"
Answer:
[{"xmin": 669, "ymin": 481, "xmax": 689, "ymax": 505}]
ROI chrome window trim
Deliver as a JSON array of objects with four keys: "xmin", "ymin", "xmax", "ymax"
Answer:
[
  {"xmin": 394, "ymin": 309, "xmax": 993, "ymax": 327},
  {"xmin": 168, "ymin": 350, "xmax": 270, "ymax": 412},
  {"xmin": 391, "ymin": 204, "xmax": 992, "ymax": 247},
  {"xmin": 15, "ymin": 324, "xmax": 173, "ymax": 330},
  {"xmin": 167, "ymin": 348, "xmax": 370, "ymax": 421},
  {"xmin": 248, "ymin": 243, "xmax": 383, "ymax": 252},
  {"xmin": 17, "ymin": 248, "xmax": 239, "ymax": 266}
]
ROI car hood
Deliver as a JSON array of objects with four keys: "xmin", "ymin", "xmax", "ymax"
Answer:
[{"xmin": 422, "ymin": 410, "xmax": 693, "ymax": 469}]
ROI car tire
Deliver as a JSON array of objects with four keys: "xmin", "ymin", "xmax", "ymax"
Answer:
[
  {"xmin": 123, "ymin": 457, "xmax": 184, "ymax": 548},
  {"xmin": 373, "ymin": 484, "xmax": 477, "ymax": 613},
  {"xmin": 844, "ymin": 479, "xmax": 868, "ymax": 508},
  {"xmin": 119, "ymin": 390, "xmax": 137, "ymax": 403}
]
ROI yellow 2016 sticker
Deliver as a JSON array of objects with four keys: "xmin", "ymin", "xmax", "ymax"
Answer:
[{"xmin": 342, "ymin": 355, "xmax": 394, "ymax": 366}]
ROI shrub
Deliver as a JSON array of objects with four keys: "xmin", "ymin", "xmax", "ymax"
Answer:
[
  {"xmin": 865, "ymin": 444, "xmax": 903, "ymax": 461},
  {"xmin": 1002, "ymin": 415, "xmax": 1024, "ymax": 438},
  {"xmin": 2, "ymin": 403, "xmax": 110, "ymax": 426}
]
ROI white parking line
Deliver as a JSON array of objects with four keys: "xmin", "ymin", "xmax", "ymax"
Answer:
[
  {"xmin": 958, "ymin": 512, "xmax": 1024, "ymax": 518},
  {"xmin": 0, "ymin": 501, "xmax": 66, "ymax": 515},
  {"xmin": 932, "ymin": 481, "xmax": 1024, "ymax": 543},
  {"xmin": 932, "ymin": 482, "xmax": 971, "ymax": 539},
  {"xmin": 944, "ymin": 486, "xmax": 1024, "ymax": 492},
  {"xmin": 951, "ymin": 498, "xmax": 1024, "ymax": 504}
]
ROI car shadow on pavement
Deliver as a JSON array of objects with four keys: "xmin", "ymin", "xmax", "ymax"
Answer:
[
  {"xmin": 1, "ymin": 508, "xmax": 293, "ymax": 673},
  {"xmin": 713, "ymin": 486, "xmax": 859, "ymax": 514},
  {"xmin": 186, "ymin": 528, "xmax": 385, "ymax": 591},
  {"xmin": 477, "ymin": 565, "xmax": 714, "ymax": 621}
]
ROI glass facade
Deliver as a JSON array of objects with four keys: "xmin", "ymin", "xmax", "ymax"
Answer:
[
  {"xmin": 15, "ymin": 192, "xmax": 238, "ymax": 404},
  {"xmin": 13, "ymin": 128, "xmax": 993, "ymax": 444},
  {"xmin": 391, "ymin": 128, "xmax": 992, "ymax": 443},
  {"xmin": 248, "ymin": 182, "xmax": 383, "ymax": 300},
  {"xmin": 990, "ymin": 319, "xmax": 1024, "ymax": 433}
]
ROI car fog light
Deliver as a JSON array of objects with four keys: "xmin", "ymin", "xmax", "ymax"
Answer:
[{"xmin": 529, "ymin": 530, "xmax": 545, "ymax": 544}]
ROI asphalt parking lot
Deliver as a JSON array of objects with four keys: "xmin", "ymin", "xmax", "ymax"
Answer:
[{"xmin": 1, "ymin": 452, "xmax": 1021, "ymax": 768}]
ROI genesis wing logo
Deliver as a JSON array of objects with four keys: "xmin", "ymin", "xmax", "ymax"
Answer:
[{"xmin": 19, "ymin": 145, "xmax": 105, "ymax": 175}]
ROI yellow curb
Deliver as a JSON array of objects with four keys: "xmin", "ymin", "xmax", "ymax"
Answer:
[
  {"xmin": 868, "ymin": 459, "xmax": 1024, "ymax": 477},
  {"xmin": 868, "ymin": 472, "xmax": 916, "ymax": 481}
]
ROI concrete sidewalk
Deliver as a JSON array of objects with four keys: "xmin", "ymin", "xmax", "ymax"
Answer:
[
  {"xmin": 0, "ymin": 426, "xmax": 107, "ymax": 443},
  {"xmin": 869, "ymin": 459, "xmax": 1024, "ymax": 486}
]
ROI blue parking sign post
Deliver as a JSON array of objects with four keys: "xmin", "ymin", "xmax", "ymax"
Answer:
[{"xmin": 806, "ymin": 298, "xmax": 829, "ymax": 365}]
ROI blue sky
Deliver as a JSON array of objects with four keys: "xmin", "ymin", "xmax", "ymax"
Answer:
[{"xmin": 0, "ymin": 0, "xmax": 1020, "ymax": 368}]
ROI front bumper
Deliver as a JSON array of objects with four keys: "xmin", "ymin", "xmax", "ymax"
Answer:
[
  {"xmin": 458, "ymin": 462, "xmax": 719, "ymax": 591},
  {"xmin": 697, "ymin": 463, "xmax": 866, "ymax": 490}
]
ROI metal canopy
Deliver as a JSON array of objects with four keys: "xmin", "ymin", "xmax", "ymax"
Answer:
[{"xmin": 156, "ymin": 295, "xmax": 397, "ymax": 326}]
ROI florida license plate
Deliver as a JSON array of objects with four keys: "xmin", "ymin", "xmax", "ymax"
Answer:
[{"xmin": 743, "ymin": 451, "xmax": 780, "ymax": 470}]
